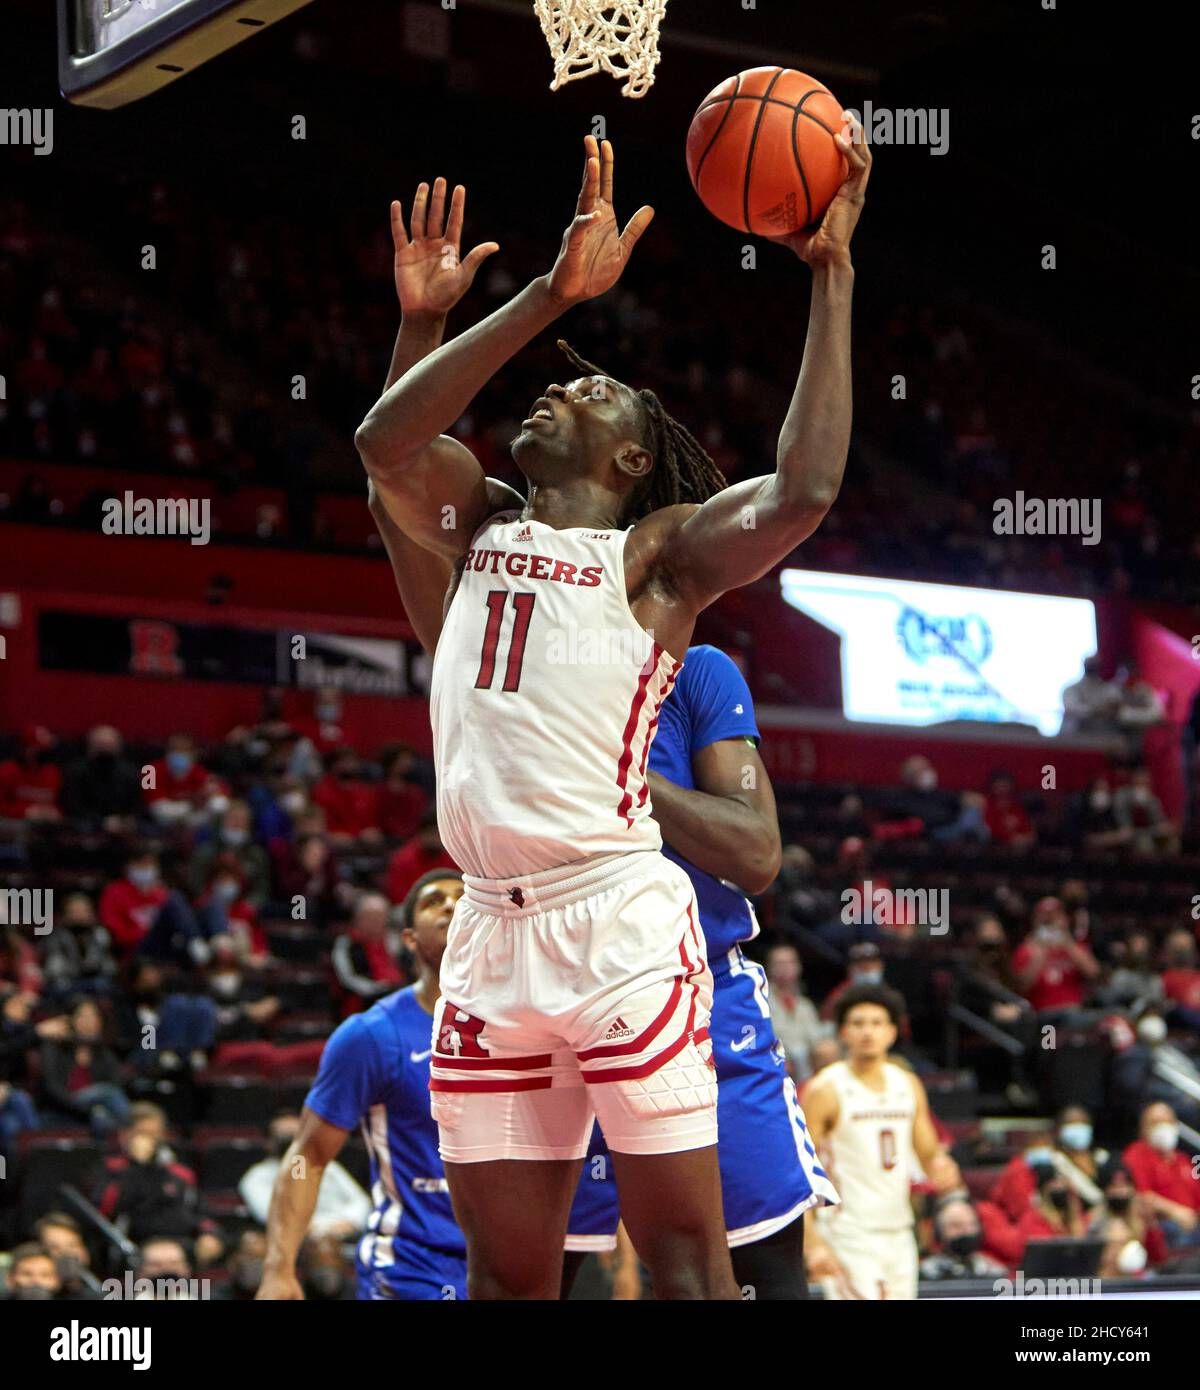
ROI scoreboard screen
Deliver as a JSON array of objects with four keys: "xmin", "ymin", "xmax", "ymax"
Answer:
[{"xmin": 58, "ymin": 0, "xmax": 314, "ymax": 108}]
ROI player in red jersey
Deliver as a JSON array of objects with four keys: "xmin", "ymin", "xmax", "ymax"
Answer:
[{"xmin": 356, "ymin": 132, "xmax": 869, "ymax": 1299}]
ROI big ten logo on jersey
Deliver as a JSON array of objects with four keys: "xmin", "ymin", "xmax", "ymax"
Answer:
[{"xmin": 437, "ymin": 1003, "xmax": 488, "ymax": 1057}]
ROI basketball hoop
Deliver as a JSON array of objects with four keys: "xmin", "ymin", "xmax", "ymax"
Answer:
[{"xmin": 533, "ymin": 0, "xmax": 670, "ymax": 99}]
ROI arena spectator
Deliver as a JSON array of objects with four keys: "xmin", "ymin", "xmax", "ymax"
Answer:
[
  {"xmin": 41, "ymin": 892, "xmax": 116, "ymax": 1000},
  {"xmin": 764, "ymin": 941, "xmax": 827, "ymax": 1077},
  {"xmin": 189, "ymin": 800, "xmax": 270, "ymax": 908},
  {"xmin": 312, "ymin": 748, "xmax": 383, "ymax": 845},
  {"xmin": 3, "ymin": 1242, "xmax": 62, "ymax": 1300},
  {"xmin": 1115, "ymin": 668, "xmax": 1167, "ymax": 756},
  {"xmin": 94, "ymin": 1118, "xmax": 223, "ymax": 1261},
  {"xmin": 273, "ymin": 831, "xmax": 345, "ymax": 926},
  {"xmin": 375, "ymin": 745, "xmax": 428, "ymax": 841},
  {"xmin": 773, "ymin": 844, "xmax": 839, "ymax": 932},
  {"xmin": 1111, "ymin": 1012, "xmax": 1200, "ymax": 1131},
  {"xmin": 61, "ymin": 725, "xmax": 141, "ymax": 831},
  {"xmin": 39, "ymin": 997, "xmax": 130, "ymax": 1137},
  {"xmin": 819, "ymin": 944, "xmax": 911, "ymax": 1042},
  {"xmin": 100, "ymin": 846, "xmax": 219, "ymax": 966},
  {"xmin": 955, "ymin": 916, "xmax": 1036, "ymax": 1103},
  {"xmin": 1087, "ymin": 1161, "xmax": 1167, "ymax": 1271},
  {"xmin": 237, "ymin": 1112, "xmax": 370, "ymax": 1237},
  {"xmin": 298, "ymin": 1231, "xmax": 355, "ymax": 1300},
  {"xmin": 877, "ymin": 755, "xmax": 989, "ymax": 846},
  {"xmin": 331, "ymin": 893, "xmax": 404, "ymax": 1015},
  {"xmin": 385, "ymin": 810, "xmax": 456, "ymax": 905},
  {"xmin": 137, "ymin": 1237, "xmax": 200, "ymax": 1297},
  {"xmin": 0, "ymin": 989, "xmax": 42, "ymax": 1151},
  {"xmin": 34, "ymin": 1212, "xmax": 100, "ymax": 1300},
  {"xmin": 989, "ymin": 1110, "xmax": 1106, "ymax": 1223},
  {"xmin": 1011, "ymin": 897, "xmax": 1099, "ymax": 1015},
  {"xmin": 1060, "ymin": 658, "xmax": 1121, "ymax": 736},
  {"xmin": 1071, "ymin": 775, "xmax": 1133, "ymax": 851},
  {"xmin": 1160, "ymin": 929, "xmax": 1200, "ymax": 1023},
  {"xmin": 918, "ymin": 1196, "xmax": 1008, "ymax": 1280},
  {"xmin": 0, "ymin": 724, "xmax": 61, "ymax": 821},
  {"xmin": 1015, "ymin": 1162, "xmax": 1089, "ymax": 1250},
  {"xmin": 1121, "ymin": 1102, "xmax": 1200, "ymax": 1249},
  {"xmin": 0, "ymin": 925, "xmax": 43, "ymax": 998},
  {"xmin": 217, "ymin": 1231, "xmax": 269, "ymax": 1301},
  {"xmin": 144, "ymin": 732, "xmax": 226, "ymax": 825},
  {"xmin": 1099, "ymin": 929, "xmax": 1166, "ymax": 1013},
  {"xmin": 1113, "ymin": 768, "xmax": 1178, "ymax": 856},
  {"xmin": 193, "ymin": 854, "xmax": 268, "ymax": 964},
  {"xmin": 291, "ymin": 686, "xmax": 349, "ymax": 759},
  {"xmin": 983, "ymin": 770, "xmax": 1036, "ymax": 849}
]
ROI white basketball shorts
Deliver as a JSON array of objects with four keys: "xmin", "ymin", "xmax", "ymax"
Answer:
[{"xmin": 429, "ymin": 849, "xmax": 718, "ymax": 1163}]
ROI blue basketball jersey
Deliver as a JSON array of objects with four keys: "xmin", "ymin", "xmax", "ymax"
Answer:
[
  {"xmin": 305, "ymin": 986, "xmax": 465, "ymax": 1279},
  {"xmin": 649, "ymin": 644, "xmax": 761, "ymax": 967}
]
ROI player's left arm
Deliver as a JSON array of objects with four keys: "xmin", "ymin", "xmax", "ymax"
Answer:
[
  {"xmin": 910, "ymin": 1073, "xmax": 965, "ymax": 1194},
  {"xmin": 646, "ymin": 738, "xmax": 781, "ymax": 894},
  {"xmin": 662, "ymin": 124, "xmax": 871, "ymax": 610}
]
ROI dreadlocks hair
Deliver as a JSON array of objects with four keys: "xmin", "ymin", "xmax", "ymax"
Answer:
[{"xmin": 557, "ymin": 340, "xmax": 728, "ymax": 522}]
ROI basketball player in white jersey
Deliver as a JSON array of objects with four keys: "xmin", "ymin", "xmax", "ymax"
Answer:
[
  {"xmin": 355, "ymin": 131, "xmax": 870, "ymax": 1300},
  {"xmin": 802, "ymin": 984, "xmax": 964, "ymax": 1300}
]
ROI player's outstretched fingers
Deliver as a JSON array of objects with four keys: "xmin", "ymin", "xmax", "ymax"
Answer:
[
  {"xmin": 428, "ymin": 176, "xmax": 447, "ymax": 240},
  {"xmin": 445, "ymin": 183, "xmax": 466, "ymax": 248},
  {"xmin": 390, "ymin": 198, "xmax": 409, "ymax": 251},
  {"xmin": 461, "ymin": 240, "xmax": 500, "ymax": 276},
  {"xmin": 411, "ymin": 181, "xmax": 430, "ymax": 240},
  {"xmin": 599, "ymin": 138, "xmax": 614, "ymax": 203},
  {"xmin": 575, "ymin": 134, "xmax": 601, "ymax": 216},
  {"xmin": 619, "ymin": 204, "xmax": 655, "ymax": 255}
]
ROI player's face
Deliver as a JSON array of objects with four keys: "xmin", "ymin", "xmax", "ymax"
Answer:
[
  {"xmin": 510, "ymin": 375, "xmax": 646, "ymax": 483},
  {"xmin": 404, "ymin": 878, "xmax": 463, "ymax": 974},
  {"xmin": 839, "ymin": 1003, "xmax": 897, "ymax": 1061}
]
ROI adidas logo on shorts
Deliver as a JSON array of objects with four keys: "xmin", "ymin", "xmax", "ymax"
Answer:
[{"xmin": 603, "ymin": 1016, "xmax": 635, "ymax": 1041}]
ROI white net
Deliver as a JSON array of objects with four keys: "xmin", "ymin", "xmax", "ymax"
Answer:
[{"xmin": 532, "ymin": 0, "xmax": 670, "ymax": 99}]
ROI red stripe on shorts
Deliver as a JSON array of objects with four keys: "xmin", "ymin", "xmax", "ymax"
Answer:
[
  {"xmin": 432, "ymin": 1051, "xmax": 554, "ymax": 1071},
  {"xmin": 429, "ymin": 1075, "xmax": 553, "ymax": 1093},
  {"xmin": 575, "ymin": 978, "xmax": 683, "ymax": 1061},
  {"xmin": 581, "ymin": 1008, "xmax": 702, "ymax": 1085}
]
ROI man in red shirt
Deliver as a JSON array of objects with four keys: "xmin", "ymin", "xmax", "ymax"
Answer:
[
  {"xmin": 1122, "ymin": 1102, "xmax": 1200, "ymax": 1249},
  {"xmin": 0, "ymin": 725, "xmax": 61, "ymax": 821},
  {"xmin": 1012, "ymin": 897, "xmax": 1099, "ymax": 1013},
  {"xmin": 99, "ymin": 847, "xmax": 213, "ymax": 966},
  {"xmin": 312, "ymin": 749, "xmax": 383, "ymax": 845},
  {"xmin": 385, "ymin": 811, "xmax": 456, "ymax": 905},
  {"xmin": 144, "ymin": 733, "xmax": 226, "ymax": 824},
  {"xmin": 983, "ymin": 771, "xmax": 1035, "ymax": 849}
]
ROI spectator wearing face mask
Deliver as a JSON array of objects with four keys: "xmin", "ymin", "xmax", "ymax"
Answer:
[
  {"xmin": 0, "ymin": 724, "xmax": 62, "ymax": 821},
  {"xmin": 878, "ymin": 756, "xmax": 989, "ymax": 846},
  {"xmin": 313, "ymin": 748, "xmax": 384, "ymax": 846},
  {"xmin": 1087, "ymin": 1161, "xmax": 1167, "ymax": 1272},
  {"xmin": 144, "ymin": 733, "xmax": 227, "ymax": 826},
  {"xmin": 1099, "ymin": 929, "xmax": 1166, "ymax": 1014},
  {"xmin": 273, "ymin": 830, "xmax": 346, "ymax": 926},
  {"xmin": 34, "ymin": 1213, "xmax": 101, "ymax": 1300},
  {"xmin": 61, "ymin": 725, "xmax": 141, "ymax": 832},
  {"xmin": 1072, "ymin": 776, "xmax": 1132, "ymax": 852},
  {"xmin": 194, "ymin": 855, "xmax": 268, "ymax": 965},
  {"xmin": 374, "ymin": 745, "xmax": 429, "ymax": 842},
  {"xmin": 1016, "ymin": 1163, "xmax": 1088, "ymax": 1252},
  {"xmin": 38, "ymin": 997, "xmax": 130, "ymax": 1138},
  {"xmin": 41, "ymin": 893, "xmax": 116, "ymax": 1001},
  {"xmin": 216, "ymin": 1231, "xmax": 270, "ymax": 1302},
  {"xmin": 0, "ymin": 989, "xmax": 44, "ymax": 1153},
  {"xmin": 1112, "ymin": 1009, "xmax": 1200, "ymax": 1130},
  {"xmin": 955, "ymin": 916, "xmax": 1037, "ymax": 1103},
  {"xmin": 189, "ymin": 800, "xmax": 270, "ymax": 909},
  {"xmin": 3, "ymin": 1243, "xmax": 62, "ymax": 1300},
  {"xmin": 1113, "ymin": 768, "xmax": 1178, "ymax": 857},
  {"xmin": 988, "ymin": 1110, "xmax": 1106, "ymax": 1223},
  {"xmin": 1012, "ymin": 897, "xmax": 1099, "ymax": 1016},
  {"xmin": 100, "ymin": 847, "xmax": 222, "ymax": 967},
  {"xmin": 773, "ymin": 844, "xmax": 839, "ymax": 933},
  {"xmin": 137, "ymin": 1237, "xmax": 200, "ymax": 1299},
  {"xmin": 299, "ymin": 1232, "xmax": 354, "ymax": 1301},
  {"xmin": 1122, "ymin": 1102, "xmax": 1200, "ymax": 1248},
  {"xmin": 238, "ymin": 1112, "xmax": 370, "ymax": 1238},
  {"xmin": 292, "ymin": 686, "xmax": 348, "ymax": 757},
  {"xmin": 919, "ymin": 1196, "xmax": 1009, "ymax": 1280}
]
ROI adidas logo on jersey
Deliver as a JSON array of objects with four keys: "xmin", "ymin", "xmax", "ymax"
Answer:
[
  {"xmin": 603, "ymin": 1016, "xmax": 635, "ymax": 1041},
  {"xmin": 512, "ymin": 524, "xmax": 533, "ymax": 542}
]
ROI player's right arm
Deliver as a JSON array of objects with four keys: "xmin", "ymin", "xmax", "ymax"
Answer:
[
  {"xmin": 257, "ymin": 1106, "xmax": 351, "ymax": 1299},
  {"xmin": 355, "ymin": 137, "xmax": 652, "ymax": 557}
]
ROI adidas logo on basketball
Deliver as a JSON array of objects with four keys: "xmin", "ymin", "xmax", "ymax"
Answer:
[
  {"xmin": 603, "ymin": 1016, "xmax": 635, "ymax": 1041},
  {"xmin": 512, "ymin": 523, "xmax": 533, "ymax": 542}
]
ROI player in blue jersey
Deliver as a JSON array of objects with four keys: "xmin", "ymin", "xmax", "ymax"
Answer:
[
  {"xmin": 562, "ymin": 643, "xmax": 839, "ymax": 1299},
  {"xmin": 256, "ymin": 868, "xmax": 467, "ymax": 1300},
  {"xmin": 362, "ymin": 182, "xmax": 838, "ymax": 1298}
]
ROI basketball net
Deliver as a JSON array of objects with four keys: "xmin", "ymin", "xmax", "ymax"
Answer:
[{"xmin": 533, "ymin": 0, "xmax": 670, "ymax": 99}]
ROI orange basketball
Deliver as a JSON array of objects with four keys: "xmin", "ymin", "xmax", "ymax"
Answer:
[{"xmin": 686, "ymin": 67, "xmax": 848, "ymax": 236}]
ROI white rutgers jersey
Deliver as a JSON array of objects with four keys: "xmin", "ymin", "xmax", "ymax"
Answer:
[
  {"xmin": 430, "ymin": 511, "xmax": 681, "ymax": 879},
  {"xmin": 822, "ymin": 1060, "xmax": 918, "ymax": 1234}
]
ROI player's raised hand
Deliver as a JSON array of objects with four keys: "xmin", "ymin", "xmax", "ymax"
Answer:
[
  {"xmin": 392, "ymin": 179, "xmax": 499, "ymax": 319},
  {"xmin": 547, "ymin": 136, "xmax": 654, "ymax": 306},
  {"xmin": 774, "ymin": 117, "xmax": 871, "ymax": 269}
]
